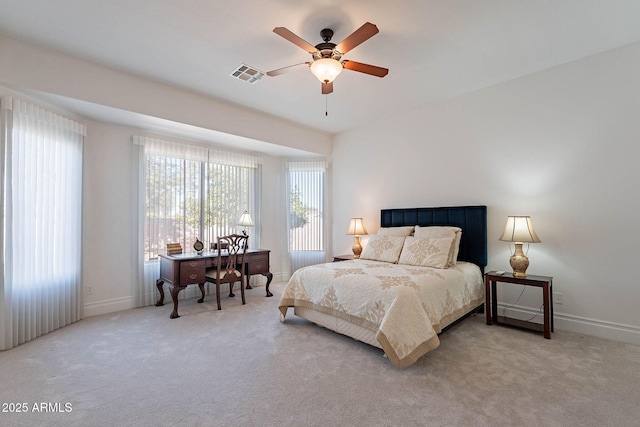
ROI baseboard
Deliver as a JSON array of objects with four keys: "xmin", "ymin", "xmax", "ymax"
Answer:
[
  {"xmin": 245, "ymin": 271, "xmax": 289, "ymax": 286},
  {"xmin": 496, "ymin": 303, "xmax": 640, "ymax": 346},
  {"xmin": 250, "ymin": 272, "xmax": 289, "ymax": 284},
  {"xmin": 273, "ymin": 271, "xmax": 289, "ymax": 283},
  {"xmin": 83, "ymin": 296, "xmax": 133, "ymax": 318}
]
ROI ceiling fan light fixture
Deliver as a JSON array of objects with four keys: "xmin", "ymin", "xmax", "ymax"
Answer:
[{"xmin": 309, "ymin": 58, "xmax": 343, "ymax": 83}]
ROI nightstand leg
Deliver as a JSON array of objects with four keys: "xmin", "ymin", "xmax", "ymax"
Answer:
[
  {"xmin": 543, "ymin": 283, "xmax": 551, "ymax": 339},
  {"xmin": 491, "ymin": 281, "xmax": 498, "ymax": 324},
  {"xmin": 485, "ymin": 276, "xmax": 492, "ymax": 325},
  {"xmin": 550, "ymin": 281, "xmax": 554, "ymax": 332}
]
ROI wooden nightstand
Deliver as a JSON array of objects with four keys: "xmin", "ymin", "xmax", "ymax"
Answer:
[
  {"xmin": 332, "ymin": 254, "xmax": 356, "ymax": 262},
  {"xmin": 485, "ymin": 271, "xmax": 554, "ymax": 339}
]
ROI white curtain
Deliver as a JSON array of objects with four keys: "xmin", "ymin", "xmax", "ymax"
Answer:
[
  {"xmin": 132, "ymin": 136, "xmax": 262, "ymax": 307},
  {"xmin": 286, "ymin": 160, "xmax": 328, "ymax": 272},
  {"xmin": 1, "ymin": 97, "xmax": 85, "ymax": 350}
]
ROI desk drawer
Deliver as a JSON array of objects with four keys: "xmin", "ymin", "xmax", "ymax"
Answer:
[
  {"xmin": 248, "ymin": 254, "xmax": 269, "ymax": 275},
  {"xmin": 180, "ymin": 260, "xmax": 206, "ymax": 284}
]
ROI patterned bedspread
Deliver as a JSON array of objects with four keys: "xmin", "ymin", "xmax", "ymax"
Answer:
[{"xmin": 278, "ymin": 260, "xmax": 484, "ymax": 369}]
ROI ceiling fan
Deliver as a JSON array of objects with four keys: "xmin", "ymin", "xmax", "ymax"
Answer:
[{"xmin": 267, "ymin": 22, "xmax": 389, "ymax": 94}]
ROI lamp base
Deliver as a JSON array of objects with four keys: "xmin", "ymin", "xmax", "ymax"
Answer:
[
  {"xmin": 509, "ymin": 243, "xmax": 530, "ymax": 277},
  {"xmin": 352, "ymin": 236, "xmax": 362, "ymax": 259}
]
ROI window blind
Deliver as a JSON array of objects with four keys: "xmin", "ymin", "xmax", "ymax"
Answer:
[
  {"xmin": 1, "ymin": 97, "xmax": 85, "ymax": 349},
  {"xmin": 286, "ymin": 160, "xmax": 327, "ymax": 272}
]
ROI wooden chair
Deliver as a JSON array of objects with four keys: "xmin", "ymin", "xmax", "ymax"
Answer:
[{"xmin": 204, "ymin": 234, "xmax": 248, "ymax": 310}]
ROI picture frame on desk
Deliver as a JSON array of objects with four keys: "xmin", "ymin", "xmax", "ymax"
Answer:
[{"xmin": 210, "ymin": 242, "xmax": 229, "ymax": 250}]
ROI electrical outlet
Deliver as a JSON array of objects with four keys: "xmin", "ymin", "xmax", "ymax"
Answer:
[
  {"xmin": 86, "ymin": 286, "xmax": 93, "ymax": 295},
  {"xmin": 554, "ymin": 292, "xmax": 563, "ymax": 305}
]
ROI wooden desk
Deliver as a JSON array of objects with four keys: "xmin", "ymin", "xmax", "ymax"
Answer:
[
  {"xmin": 156, "ymin": 249, "xmax": 273, "ymax": 318},
  {"xmin": 485, "ymin": 271, "xmax": 554, "ymax": 339}
]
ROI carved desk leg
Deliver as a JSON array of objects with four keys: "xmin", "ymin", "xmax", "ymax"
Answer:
[
  {"xmin": 169, "ymin": 284, "xmax": 186, "ymax": 319},
  {"xmin": 197, "ymin": 283, "xmax": 206, "ymax": 303},
  {"xmin": 245, "ymin": 269, "xmax": 252, "ymax": 290},
  {"xmin": 155, "ymin": 279, "xmax": 165, "ymax": 306},
  {"xmin": 264, "ymin": 272, "xmax": 274, "ymax": 297}
]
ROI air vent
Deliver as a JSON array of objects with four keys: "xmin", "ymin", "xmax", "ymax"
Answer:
[{"xmin": 230, "ymin": 64, "xmax": 265, "ymax": 84}]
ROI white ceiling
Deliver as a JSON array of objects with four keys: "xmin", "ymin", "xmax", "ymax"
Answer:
[{"xmin": 2, "ymin": 0, "xmax": 640, "ymax": 137}]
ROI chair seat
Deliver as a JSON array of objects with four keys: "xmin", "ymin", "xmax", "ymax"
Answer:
[{"xmin": 205, "ymin": 270, "xmax": 241, "ymax": 280}]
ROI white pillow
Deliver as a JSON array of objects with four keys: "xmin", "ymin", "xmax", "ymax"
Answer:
[
  {"xmin": 398, "ymin": 236, "xmax": 454, "ymax": 269},
  {"xmin": 414, "ymin": 226, "xmax": 462, "ymax": 266},
  {"xmin": 360, "ymin": 235, "xmax": 406, "ymax": 263},
  {"xmin": 377, "ymin": 226, "xmax": 414, "ymax": 237}
]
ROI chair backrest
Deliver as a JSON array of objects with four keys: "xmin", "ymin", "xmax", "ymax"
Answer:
[{"xmin": 215, "ymin": 234, "xmax": 248, "ymax": 282}]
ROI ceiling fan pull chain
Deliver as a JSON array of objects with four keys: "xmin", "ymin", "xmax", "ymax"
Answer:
[{"xmin": 325, "ymin": 95, "xmax": 328, "ymax": 116}]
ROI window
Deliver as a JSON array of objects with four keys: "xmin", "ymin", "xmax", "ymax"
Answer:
[
  {"xmin": 144, "ymin": 153, "xmax": 203, "ymax": 261},
  {"xmin": 145, "ymin": 155, "xmax": 257, "ymax": 261},
  {"xmin": 1, "ymin": 97, "xmax": 84, "ymax": 350},
  {"xmin": 286, "ymin": 160, "xmax": 327, "ymax": 272},
  {"xmin": 133, "ymin": 136, "xmax": 261, "ymax": 306}
]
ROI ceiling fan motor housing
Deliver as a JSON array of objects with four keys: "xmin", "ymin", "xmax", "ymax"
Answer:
[
  {"xmin": 314, "ymin": 28, "xmax": 342, "ymax": 60},
  {"xmin": 320, "ymin": 28, "xmax": 333, "ymax": 42}
]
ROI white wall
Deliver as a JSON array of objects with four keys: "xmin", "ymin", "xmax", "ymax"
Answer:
[
  {"xmin": 81, "ymin": 120, "xmax": 135, "ymax": 314},
  {"xmin": 332, "ymin": 42, "xmax": 640, "ymax": 344}
]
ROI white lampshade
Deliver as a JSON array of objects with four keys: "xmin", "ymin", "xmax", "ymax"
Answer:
[
  {"xmin": 499, "ymin": 216, "xmax": 541, "ymax": 243},
  {"xmin": 237, "ymin": 211, "xmax": 254, "ymax": 227},
  {"xmin": 310, "ymin": 58, "xmax": 343, "ymax": 83},
  {"xmin": 346, "ymin": 218, "xmax": 368, "ymax": 236}
]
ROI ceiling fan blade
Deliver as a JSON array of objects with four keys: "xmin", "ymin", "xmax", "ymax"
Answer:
[
  {"xmin": 342, "ymin": 60, "xmax": 389, "ymax": 78},
  {"xmin": 321, "ymin": 81, "xmax": 333, "ymax": 94},
  {"xmin": 266, "ymin": 62, "xmax": 311, "ymax": 77},
  {"xmin": 335, "ymin": 22, "xmax": 379, "ymax": 54},
  {"xmin": 273, "ymin": 27, "xmax": 317, "ymax": 53}
]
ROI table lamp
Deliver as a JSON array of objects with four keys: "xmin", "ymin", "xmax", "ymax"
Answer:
[
  {"xmin": 346, "ymin": 218, "xmax": 368, "ymax": 259},
  {"xmin": 499, "ymin": 215, "xmax": 541, "ymax": 277},
  {"xmin": 238, "ymin": 211, "xmax": 254, "ymax": 238}
]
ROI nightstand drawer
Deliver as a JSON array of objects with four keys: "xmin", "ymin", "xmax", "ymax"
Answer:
[{"xmin": 180, "ymin": 260, "xmax": 206, "ymax": 284}]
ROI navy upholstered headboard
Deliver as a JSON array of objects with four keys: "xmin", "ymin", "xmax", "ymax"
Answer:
[{"xmin": 380, "ymin": 206, "xmax": 487, "ymax": 269}]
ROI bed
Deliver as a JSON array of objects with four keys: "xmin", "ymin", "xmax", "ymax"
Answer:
[{"xmin": 278, "ymin": 206, "xmax": 487, "ymax": 369}]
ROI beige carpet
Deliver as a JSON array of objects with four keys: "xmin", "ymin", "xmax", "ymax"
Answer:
[{"xmin": 1, "ymin": 280, "xmax": 639, "ymax": 427}]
